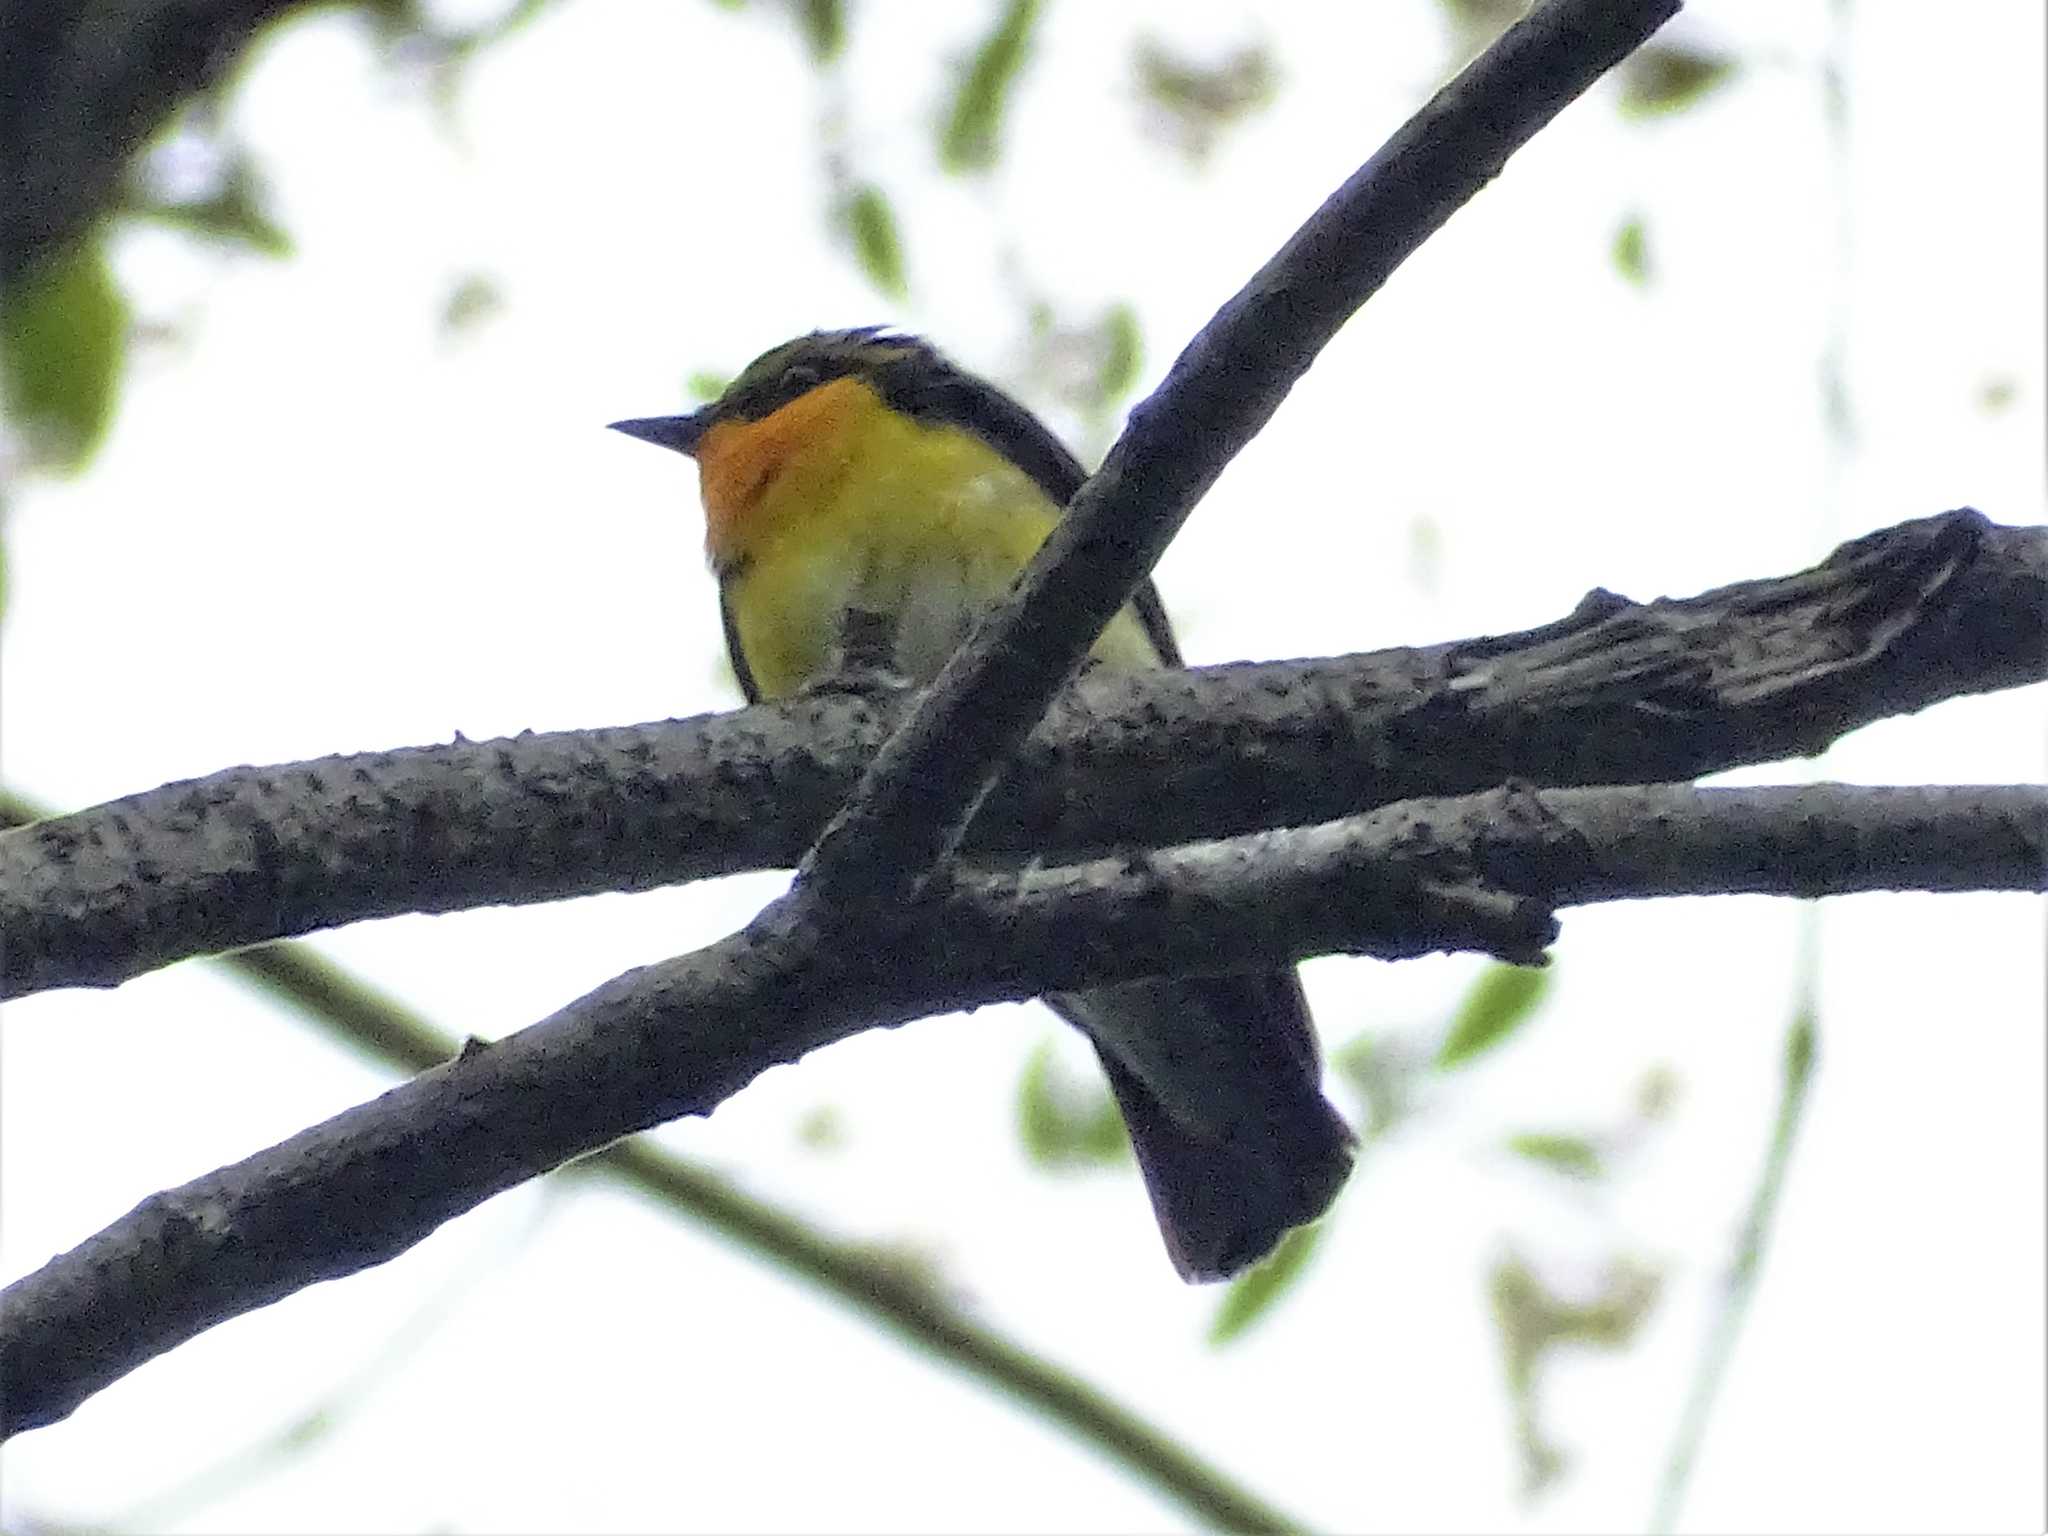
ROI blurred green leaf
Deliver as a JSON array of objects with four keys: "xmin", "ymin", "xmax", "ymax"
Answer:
[
  {"xmin": 1506, "ymin": 1131, "xmax": 1603, "ymax": 1181},
  {"xmin": 357, "ymin": 0, "xmax": 425, "ymax": 45},
  {"xmin": 1435, "ymin": 961, "xmax": 1551, "ymax": 1070},
  {"xmin": 1134, "ymin": 38, "xmax": 1276, "ymax": 163},
  {"xmin": 1332, "ymin": 1029, "xmax": 1421, "ymax": 1141},
  {"xmin": 1019, "ymin": 303, "xmax": 1145, "ymax": 438},
  {"xmin": 1976, "ymin": 377, "xmax": 2017, "ymax": 415},
  {"xmin": 1208, "ymin": 1221, "xmax": 1323, "ymax": 1346},
  {"xmin": 1331, "ymin": 1032, "xmax": 1377, "ymax": 1093},
  {"xmin": 799, "ymin": 0, "xmax": 845, "ymax": 64},
  {"xmin": 1489, "ymin": 1252, "xmax": 1543, "ymax": 1395},
  {"xmin": 439, "ymin": 274, "xmax": 503, "ymax": 335},
  {"xmin": 0, "ymin": 239, "xmax": 129, "ymax": 474},
  {"xmin": 687, "ymin": 371, "xmax": 732, "ymax": 403},
  {"xmin": 840, "ymin": 183, "xmax": 908, "ymax": 299},
  {"xmin": 1491, "ymin": 1252, "xmax": 1664, "ymax": 1357},
  {"xmin": 939, "ymin": 0, "xmax": 1040, "ymax": 174},
  {"xmin": 1635, "ymin": 1063, "xmax": 1679, "ymax": 1122},
  {"xmin": 283, "ymin": 1408, "xmax": 334, "ymax": 1449},
  {"xmin": 1096, "ymin": 303, "xmax": 1142, "ymax": 406},
  {"xmin": 1489, "ymin": 1251, "xmax": 1563, "ymax": 1495},
  {"xmin": 1612, "ymin": 216, "xmax": 1650, "ymax": 286},
  {"xmin": 136, "ymin": 160, "xmax": 293, "ymax": 259},
  {"xmin": 1016, "ymin": 1039, "xmax": 1128, "ymax": 1168},
  {"xmin": 1436, "ymin": 0, "xmax": 1525, "ymax": 62},
  {"xmin": 795, "ymin": 1104, "xmax": 845, "ymax": 1151},
  {"xmin": 1618, "ymin": 44, "xmax": 1737, "ymax": 119},
  {"xmin": 1561, "ymin": 1260, "xmax": 1661, "ymax": 1348},
  {"xmin": 1436, "ymin": 0, "xmax": 1523, "ymax": 28},
  {"xmin": 1491, "ymin": 1249, "xmax": 1663, "ymax": 1496}
]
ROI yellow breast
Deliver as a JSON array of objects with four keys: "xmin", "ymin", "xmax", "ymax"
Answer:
[{"xmin": 698, "ymin": 377, "xmax": 1160, "ymax": 699}]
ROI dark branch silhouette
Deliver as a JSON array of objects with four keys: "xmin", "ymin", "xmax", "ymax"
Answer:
[
  {"xmin": 4, "ymin": 778, "xmax": 2042, "ymax": 1436},
  {"xmin": 0, "ymin": 0, "xmax": 1695, "ymax": 1435},
  {"xmin": 14, "ymin": 0, "xmax": 2040, "ymax": 1457},
  {"xmin": 0, "ymin": 0, "xmax": 306, "ymax": 283},
  {"xmin": 793, "ymin": 0, "xmax": 1685, "ymax": 913},
  {"xmin": 5, "ymin": 508, "xmax": 2038, "ymax": 998}
]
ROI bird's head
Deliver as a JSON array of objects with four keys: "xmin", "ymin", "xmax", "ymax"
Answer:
[
  {"xmin": 609, "ymin": 327, "xmax": 1088, "ymax": 567},
  {"xmin": 608, "ymin": 327, "xmax": 933, "ymax": 457},
  {"xmin": 609, "ymin": 329, "xmax": 940, "ymax": 557}
]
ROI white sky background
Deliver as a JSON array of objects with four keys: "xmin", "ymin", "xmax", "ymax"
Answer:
[{"xmin": 2, "ymin": 1, "xmax": 2043, "ymax": 1532}]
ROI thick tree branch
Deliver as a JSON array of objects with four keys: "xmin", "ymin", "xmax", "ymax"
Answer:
[
  {"xmin": 5, "ymin": 509, "xmax": 2040, "ymax": 999},
  {"xmin": 4, "ymin": 779, "xmax": 2042, "ymax": 1438},
  {"xmin": 795, "ymin": 0, "xmax": 1682, "ymax": 913},
  {"xmin": 0, "ymin": 805, "xmax": 1309, "ymax": 1530}
]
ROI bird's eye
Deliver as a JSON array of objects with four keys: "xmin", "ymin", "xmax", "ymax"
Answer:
[{"xmin": 779, "ymin": 364, "xmax": 823, "ymax": 396}]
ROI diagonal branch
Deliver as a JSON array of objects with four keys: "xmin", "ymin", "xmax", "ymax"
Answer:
[
  {"xmin": 5, "ymin": 779, "xmax": 2042, "ymax": 1438},
  {"xmin": 794, "ymin": 0, "xmax": 1682, "ymax": 913},
  {"xmin": 6, "ymin": 507, "xmax": 2036, "ymax": 999},
  {"xmin": 219, "ymin": 936, "xmax": 1311, "ymax": 1536}
]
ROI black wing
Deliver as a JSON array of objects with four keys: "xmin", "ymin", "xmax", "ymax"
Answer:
[
  {"xmin": 1048, "ymin": 971, "xmax": 1351, "ymax": 1281},
  {"xmin": 719, "ymin": 582, "xmax": 762, "ymax": 704}
]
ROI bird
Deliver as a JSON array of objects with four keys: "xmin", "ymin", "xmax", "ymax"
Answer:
[{"xmin": 611, "ymin": 327, "xmax": 1353, "ymax": 1280}]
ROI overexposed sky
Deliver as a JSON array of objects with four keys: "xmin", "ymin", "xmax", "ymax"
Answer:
[{"xmin": 2, "ymin": 2, "xmax": 2043, "ymax": 1532}]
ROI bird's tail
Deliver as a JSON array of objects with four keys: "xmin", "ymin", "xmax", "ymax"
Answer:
[{"xmin": 1050, "ymin": 972, "xmax": 1354, "ymax": 1282}]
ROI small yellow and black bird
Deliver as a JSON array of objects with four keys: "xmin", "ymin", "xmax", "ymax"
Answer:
[{"xmin": 612, "ymin": 328, "xmax": 1352, "ymax": 1280}]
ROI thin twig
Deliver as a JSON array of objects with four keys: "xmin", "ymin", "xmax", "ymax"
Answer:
[
  {"xmin": 110, "ymin": 1175, "xmax": 564, "ymax": 1532},
  {"xmin": 1649, "ymin": 997, "xmax": 1819, "ymax": 1532}
]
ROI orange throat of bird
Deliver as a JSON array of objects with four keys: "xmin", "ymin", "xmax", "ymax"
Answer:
[{"xmin": 695, "ymin": 374, "xmax": 870, "ymax": 569}]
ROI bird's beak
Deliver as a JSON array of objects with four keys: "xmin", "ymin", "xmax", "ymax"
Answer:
[{"xmin": 607, "ymin": 411, "xmax": 711, "ymax": 457}]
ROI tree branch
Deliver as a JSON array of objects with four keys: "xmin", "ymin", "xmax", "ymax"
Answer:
[
  {"xmin": 5, "ymin": 780, "xmax": 2043, "ymax": 1438},
  {"xmin": 794, "ymin": 0, "xmax": 1682, "ymax": 913},
  {"xmin": 5, "ymin": 508, "xmax": 2040, "ymax": 999},
  {"xmin": 216, "ymin": 935, "xmax": 1312, "ymax": 1536},
  {"xmin": 3, "ymin": 5, "xmax": 2025, "ymax": 1531},
  {"xmin": 5, "ymin": 803, "xmax": 1313, "ymax": 1524},
  {"xmin": 19, "ymin": 0, "xmax": 2030, "ymax": 1467}
]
